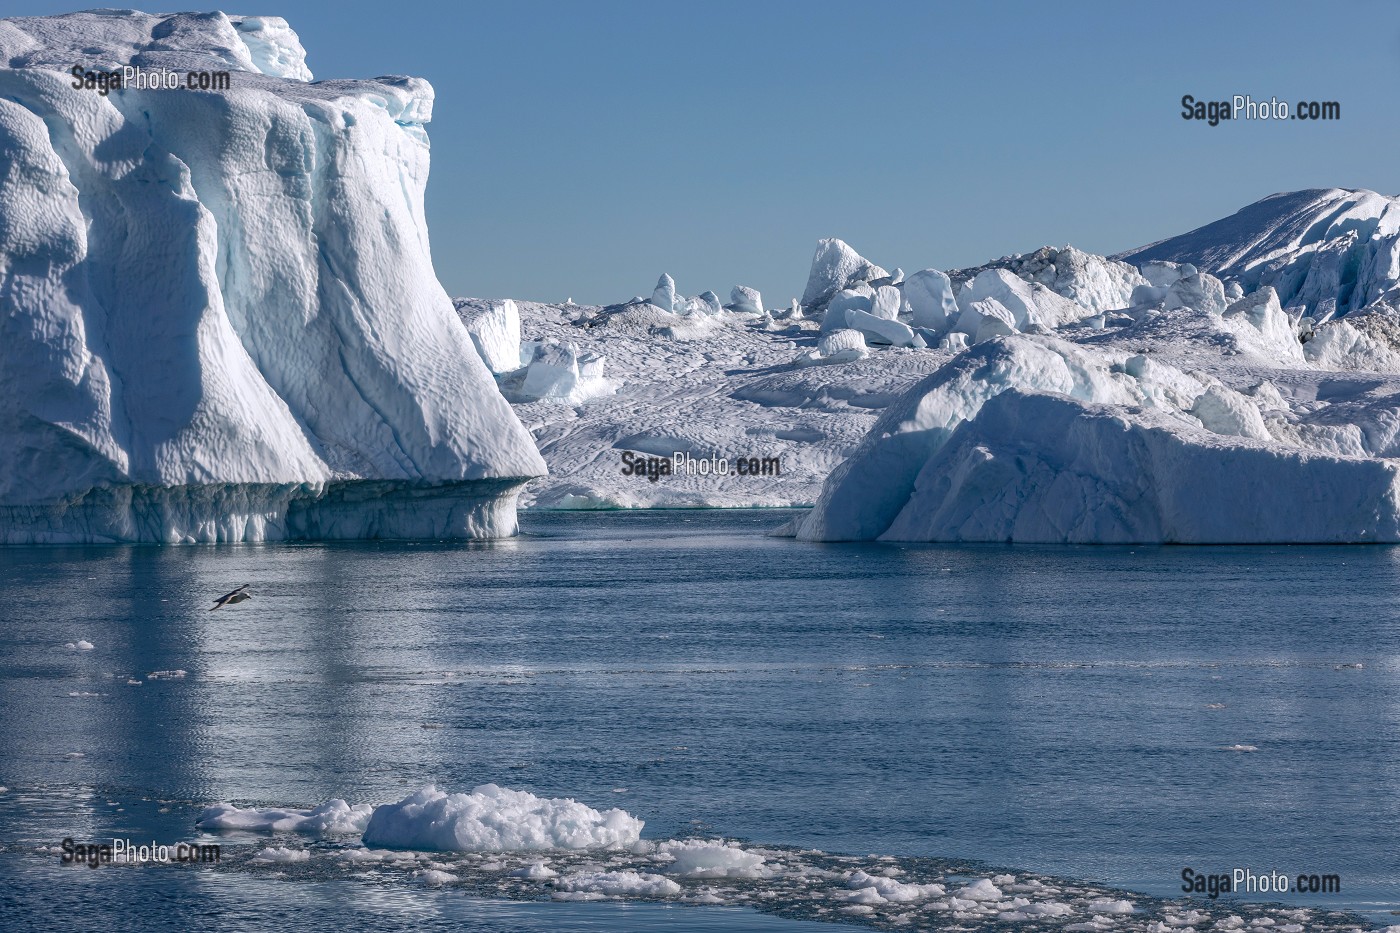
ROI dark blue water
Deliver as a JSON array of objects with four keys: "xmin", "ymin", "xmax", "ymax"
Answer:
[{"xmin": 1, "ymin": 510, "xmax": 1397, "ymax": 930}]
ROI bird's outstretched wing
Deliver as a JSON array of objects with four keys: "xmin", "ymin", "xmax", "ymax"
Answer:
[{"xmin": 210, "ymin": 584, "xmax": 252, "ymax": 610}]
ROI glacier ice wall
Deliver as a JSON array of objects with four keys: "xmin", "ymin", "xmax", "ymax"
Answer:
[{"xmin": 0, "ymin": 11, "xmax": 545, "ymax": 542}]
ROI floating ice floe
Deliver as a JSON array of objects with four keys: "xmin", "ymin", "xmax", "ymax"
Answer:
[
  {"xmin": 553, "ymin": 870, "xmax": 681, "ymax": 898},
  {"xmin": 652, "ymin": 839, "xmax": 770, "ymax": 879},
  {"xmin": 251, "ymin": 846, "xmax": 310, "ymax": 863},
  {"xmin": 361, "ymin": 784, "xmax": 644, "ymax": 852},
  {"xmin": 197, "ymin": 799, "xmax": 373, "ymax": 835},
  {"xmin": 193, "ymin": 789, "xmax": 1373, "ymax": 933}
]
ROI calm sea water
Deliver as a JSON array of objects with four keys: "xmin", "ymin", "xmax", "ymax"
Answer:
[{"xmin": 1, "ymin": 510, "xmax": 1397, "ymax": 930}]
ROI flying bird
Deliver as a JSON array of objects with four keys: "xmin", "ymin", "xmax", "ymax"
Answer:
[{"xmin": 209, "ymin": 584, "xmax": 252, "ymax": 611}]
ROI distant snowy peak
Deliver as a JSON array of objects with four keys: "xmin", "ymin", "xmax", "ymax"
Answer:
[{"xmin": 1118, "ymin": 187, "xmax": 1400, "ymax": 321}]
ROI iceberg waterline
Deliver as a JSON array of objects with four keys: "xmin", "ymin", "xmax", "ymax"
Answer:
[
  {"xmin": 189, "ymin": 783, "xmax": 1374, "ymax": 932},
  {"xmin": 0, "ymin": 11, "xmax": 545, "ymax": 543}
]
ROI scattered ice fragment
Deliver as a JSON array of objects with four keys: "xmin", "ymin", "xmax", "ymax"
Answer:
[
  {"xmin": 197, "ymin": 799, "xmax": 373, "ymax": 835},
  {"xmin": 418, "ymin": 869, "xmax": 457, "ymax": 886},
  {"xmin": 251, "ymin": 846, "xmax": 310, "ymax": 863},
  {"xmin": 658, "ymin": 840, "xmax": 769, "ymax": 879},
  {"xmin": 1086, "ymin": 897, "xmax": 1136, "ymax": 914},
  {"xmin": 553, "ymin": 870, "xmax": 681, "ymax": 898},
  {"xmin": 953, "ymin": 878, "xmax": 1003, "ymax": 900}
]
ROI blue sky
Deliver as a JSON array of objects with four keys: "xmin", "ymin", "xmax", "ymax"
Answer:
[{"xmin": 11, "ymin": 1, "xmax": 1400, "ymax": 306}]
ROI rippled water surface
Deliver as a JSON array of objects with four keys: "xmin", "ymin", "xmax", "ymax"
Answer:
[{"xmin": 1, "ymin": 510, "xmax": 1398, "ymax": 929}]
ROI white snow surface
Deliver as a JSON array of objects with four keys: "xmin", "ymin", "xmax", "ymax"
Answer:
[
  {"xmin": 361, "ymin": 784, "xmax": 644, "ymax": 852},
  {"xmin": 477, "ymin": 299, "xmax": 949, "ymax": 509},
  {"xmin": 0, "ymin": 11, "xmax": 544, "ymax": 543}
]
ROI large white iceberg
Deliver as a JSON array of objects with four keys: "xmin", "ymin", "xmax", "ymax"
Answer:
[
  {"xmin": 787, "ymin": 334, "xmax": 1400, "ymax": 543},
  {"xmin": 879, "ymin": 389, "xmax": 1400, "ymax": 544},
  {"xmin": 0, "ymin": 11, "xmax": 545, "ymax": 542}
]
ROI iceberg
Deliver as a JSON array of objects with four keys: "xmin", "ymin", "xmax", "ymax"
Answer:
[
  {"xmin": 787, "ymin": 334, "xmax": 1400, "ymax": 544},
  {"xmin": 0, "ymin": 12, "xmax": 545, "ymax": 542},
  {"xmin": 1119, "ymin": 187, "xmax": 1400, "ymax": 321}
]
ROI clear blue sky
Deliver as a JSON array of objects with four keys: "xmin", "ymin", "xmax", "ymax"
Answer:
[{"xmin": 11, "ymin": 1, "xmax": 1400, "ymax": 306}]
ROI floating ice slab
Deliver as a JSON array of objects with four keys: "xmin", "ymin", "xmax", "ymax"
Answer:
[
  {"xmin": 362, "ymin": 784, "xmax": 644, "ymax": 853},
  {"xmin": 197, "ymin": 799, "xmax": 373, "ymax": 836}
]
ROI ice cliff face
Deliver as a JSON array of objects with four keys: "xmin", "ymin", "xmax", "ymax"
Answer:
[{"xmin": 0, "ymin": 11, "xmax": 545, "ymax": 543}]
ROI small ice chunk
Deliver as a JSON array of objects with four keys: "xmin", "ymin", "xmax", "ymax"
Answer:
[
  {"xmin": 519, "ymin": 341, "xmax": 611, "ymax": 403},
  {"xmin": 845, "ymin": 309, "xmax": 919, "ymax": 347},
  {"xmin": 419, "ymin": 869, "xmax": 457, "ymax": 886},
  {"xmin": 510, "ymin": 860, "xmax": 559, "ymax": 879},
  {"xmin": 1190, "ymin": 385, "xmax": 1272, "ymax": 441},
  {"xmin": 1164, "ymin": 272, "xmax": 1228, "ymax": 315},
  {"xmin": 197, "ymin": 799, "xmax": 373, "ymax": 835},
  {"xmin": 362, "ymin": 784, "xmax": 643, "ymax": 852},
  {"xmin": 251, "ymin": 846, "xmax": 310, "ymax": 863},
  {"xmin": 658, "ymin": 840, "xmax": 768, "ymax": 879},
  {"xmin": 554, "ymin": 870, "xmax": 681, "ymax": 898},
  {"xmin": 953, "ymin": 878, "xmax": 1003, "ymax": 901},
  {"xmin": 821, "ymin": 287, "xmax": 875, "ymax": 333}
]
